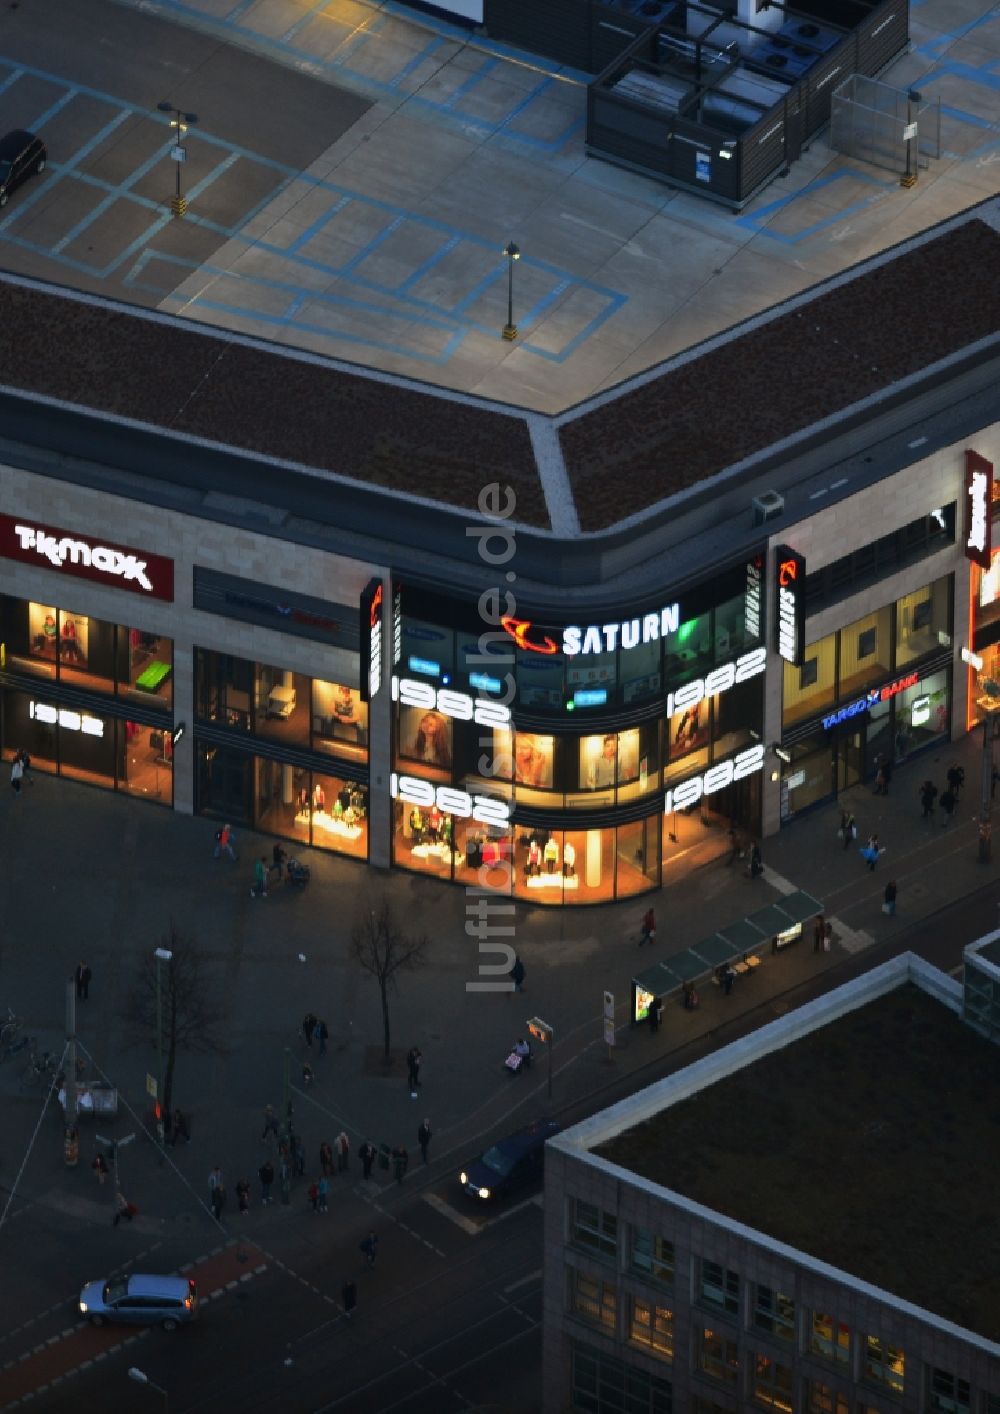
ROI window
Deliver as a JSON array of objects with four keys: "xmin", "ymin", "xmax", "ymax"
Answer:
[
  {"xmin": 802, "ymin": 505, "xmax": 955, "ymax": 614},
  {"xmin": 628, "ymin": 1296, "xmax": 673, "ymax": 1361},
  {"xmin": 629, "ymin": 1227, "xmax": 675, "ymax": 1286},
  {"xmin": 699, "ymin": 1260, "xmax": 740, "ymax": 1317},
  {"xmin": 571, "ymin": 1200, "xmax": 618, "ymax": 1259},
  {"xmin": 839, "ymin": 607, "xmax": 892, "ymax": 693},
  {"xmin": 927, "ymin": 1367, "xmax": 971, "ymax": 1413},
  {"xmin": 753, "ymin": 1286, "xmax": 795, "ymax": 1343},
  {"xmin": 568, "ymin": 1268, "xmax": 617, "ymax": 1332},
  {"xmin": 783, "ymin": 632, "xmax": 835, "ymax": 727},
  {"xmin": 750, "ymin": 1352, "xmax": 793, "ymax": 1410},
  {"xmin": 804, "ymin": 1380, "xmax": 848, "ymax": 1414},
  {"xmin": 693, "ymin": 1401, "xmax": 736, "ymax": 1414},
  {"xmin": 896, "ymin": 575, "xmax": 952, "ymax": 668},
  {"xmin": 699, "ymin": 1327, "xmax": 739, "ymax": 1385},
  {"xmin": 808, "ymin": 1311, "xmax": 850, "ymax": 1367},
  {"xmin": 571, "ymin": 1342, "xmax": 673, "ymax": 1414},
  {"xmin": 800, "ymin": 658, "xmax": 818, "ymax": 687},
  {"xmin": 863, "ymin": 1334, "xmax": 905, "ymax": 1396}
]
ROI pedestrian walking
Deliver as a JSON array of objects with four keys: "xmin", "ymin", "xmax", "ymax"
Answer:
[
  {"xmin": 301, "ymin": 1061, "xmax": 315, "ymax": 1088},
  {"xmin": 726, "ymin": 824, "xmax": 742, "ymax": 865},
  {"xmin": 92, "ymin": 1152, "xmax": 109, "ymax": 1185},
  {"xmin": 213, "ymin": 822, "xmax": 237, "ymax": 861},
  {"xmin": 648, "ymin": 995, "xmax": 662, "ymax": 1034},
  {"xmin": 509, "ymin": 955, "xmax": 526, "ymax": 993},
  {"xmin": 269, "ymin": 841, "xmax": 287, "ymax": 884},
  {"xmin": 319, "ymin": 1141, "xmax": 334, "ymax": 1177},
  {"xmin": 745, "ymin": 842, "xmax": 764, "ymax": 878},
  {"xmin": 258, "ymin": 1159, "xmax": 274, "ymax": 1205},
  {"xmin": 10, "ymin": 753, "xmax": 23, "ymax": 795},
  {"xmin": 318, "ymin": 1176, "xmax": 329, "ymax": 1212},
  {"xmin": 682, "ymin": 980, "xmax": 699, "ymax": 1011},
  {"xmin": 249, "ymin": 854, "xmax": 268, "ymax": 898},
  {"xmin": 417, "ymin": 1119, "xmax": 432, "ymax": 1164},
  {"xmin": 211, "ymin": 1181, "xmax": 226, "ymax": 1222},
  {"xmin": 208, "ymin": 1165, "xmax": 224, "ymax": 1213},
  {"xmin": 947, "ymin": 762, "xmax": 965, "ymax": 799},
  {"xmin": 342, "ymin": 1280, "xmax": 357, "ymax": 1317},
  {"xmin": 316, "ymin": 1018, "xmax": 329, "ymax": 1056},
  {"xmin": 863, "ymin": 834, "xmax": 881, "ymax": 870},
  {"xmin": 839, "ymin": 810, "xmax": 856, "ymax": 849},
  {"xmin": 335, "ymin": 1130, "xmax": 350, "ymax": 1173},
  {"xmin": 920, "ymin": 780, "xmax": 938, "ymax": 819},
  {"xmin": 171, "ymin": 1108, "xmax": 191, "ymax": 1145},
  {"xmin": 291, "ymin": 1131, "xmax": 306, "ymax": 1177},
  {"xmin": 359, "ymin": 1141, "xmax": 376, "ymax": 1180},
  {"xmin": 261, "ymin": 1104, "xmax": 279, "ymax": 1142},
  {"xmin": 361, "ymin": 1231, "xmax": 378, "ymax": 1267},
  {"xmin": 17, "ymin": 748, "xmax": 34, "ymax": 785},
  {"xmin": 302, "ymin": 1013, "xmax": 317, "ymax": 1049},
  {"xmin": 722, "ymin": 964, "xmax": 736, "ymax": 996},
  {"xmin": 406, "ymin": 1047, "xmax": 422, "ymax": 1093},
  {"xmin": 308, "ymin": 1179, "xmax": 319, "ymax": 1212},
  {"xmin": 74, "ymin": 960, "xmax": 92, "ymax": 1001},
  {"xmin": 638, "ymin": 907, "xmax": 656, "ymax": 947},
  {"xmin": 236, "ymin": 1178, "xmax": 250, "ymax": 1216},
  {"xmin": 112, "ymin": 1190, "xmax": 135, "ymax": 1227},
  {"xmin": 940, "ymin": 789, "xmax": 956, "ymax": 826},
  {"xmin": 392, "ymin": 1145, "xmax": 409, "ymax": 1184},
  {"xmin": 883, "ymin": 880, "xmax": 897, "ymax": 916},
  {"xmin": 812, "ymin": 914, "xmax": 825, "ymax": 953}
]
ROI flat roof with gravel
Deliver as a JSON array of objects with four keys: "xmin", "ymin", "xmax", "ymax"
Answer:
[
  {"xmin": 3, "ymin": 200, "xmax": 1000, "ymax": 538},
  {"xmin": 594, "ymin": 983, "xmax": 1000, "ymax": 1342}
]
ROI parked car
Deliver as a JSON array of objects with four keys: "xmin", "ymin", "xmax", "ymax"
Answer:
[
  {"xmin": 0, "ymin": 130, "xmax": 46, "ymax": 207},
  {"xmin": 459, "ymin": 1119, "xmax": 561, "ymax": 1201},
  {"xmin": 78, "ymin": 1274, "xmax": 198, "ymax": 1330}
]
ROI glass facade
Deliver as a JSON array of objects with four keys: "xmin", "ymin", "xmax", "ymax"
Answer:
[
  {"xmin": 193, "ymin": 650, "xmax": 368, "ymax": 862},
  {"xmin": 780, "ymin": 576, "xmax": 953, "ymax": 820},
  {"xmin": 392, "ymin": 567, "xmax": 766, "ymax": 903},
  {"xmin": 0, "ymin": 595, "xmax": 174, "ymax": 709}
]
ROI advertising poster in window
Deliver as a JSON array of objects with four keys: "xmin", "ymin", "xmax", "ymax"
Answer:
[
  {"xmin": 514, "ymin": 733, "xmax": 554, "ymax": 788},
  {"xmin": 579, "ymin": 730, "xmax": 640, "ymax": 789},
  {"xmin": 399, "ymin": 705, "xmax": 453, "ymax": 769},
  {"xmin": 670, "ymin": 699, "xmax": 709, "ymax": 759}
]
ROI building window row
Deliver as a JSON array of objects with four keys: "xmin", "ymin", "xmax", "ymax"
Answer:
[{"xmin": 802, "ymin": 505, "xmax": 955, "ymax": 616}]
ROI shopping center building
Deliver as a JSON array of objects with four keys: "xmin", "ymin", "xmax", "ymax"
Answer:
[
  {"xmin": 542, "ymin": 947, "xmax": 1000, "ymax": 1412},
  {"xmin": 2, "ymin": 197, "xmax": 999, "ymax": 904}
]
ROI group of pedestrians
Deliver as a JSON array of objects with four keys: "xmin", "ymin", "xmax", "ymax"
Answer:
[{"xmin": 920, "ymin": 762, "xmax": 965, "ymax": 826}]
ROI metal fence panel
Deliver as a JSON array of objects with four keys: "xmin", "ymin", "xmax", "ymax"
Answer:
[{"xmin": 830, "ymin": 73, "xmax": 939, "ymax": 175}]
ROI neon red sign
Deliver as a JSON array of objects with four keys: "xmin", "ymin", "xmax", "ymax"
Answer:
[{"xmin": 500, "ymin": 616, "xmax": 559, "ymax": 655}]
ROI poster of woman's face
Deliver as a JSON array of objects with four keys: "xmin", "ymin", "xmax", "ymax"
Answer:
[
  {"xmin": 514, "ymin": 733, "xmax": 554, "ymax": 789},
  {"xmin": 399, "ymin": 706, "xmax": 452, "ymax": 769}
]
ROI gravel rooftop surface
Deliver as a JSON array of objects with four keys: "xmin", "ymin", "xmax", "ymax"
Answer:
[
  {"xmin": 595, "ymin": 982, "xmax": 1000, "ymax": 1341},
  {"xmin": 0, "ymin": 280, "xmax": 549, "ymax": 528},
  {"xmin": 561, "ymin": 219, "xmax": 1000, "ymax": 531}
]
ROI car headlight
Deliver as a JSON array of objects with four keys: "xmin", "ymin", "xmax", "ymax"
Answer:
[
  {"xmin": 459, "ymin": 1171, "xmax": 468, "ymax": 1185},
  {"xmin": 79, "ymin": 1301, "xmax": 87, "ymax": 1312},
  {"xmin": 478, "ymin": 1186, "xmax": 490, "ymax": 1200}
]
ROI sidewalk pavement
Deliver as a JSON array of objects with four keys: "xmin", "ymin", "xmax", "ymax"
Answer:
[{"xmin": 0, "ymin": 726, "xmax": 993, "ymax": 1233}]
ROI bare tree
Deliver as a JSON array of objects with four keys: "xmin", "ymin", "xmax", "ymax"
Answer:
[
  {"xmin": 124, "ymin": 923, "xmax": 226, "ymax": 1131},
  {"xmin": 350, "ymin": 898, "xmax": 431, "ymax": 1062}
]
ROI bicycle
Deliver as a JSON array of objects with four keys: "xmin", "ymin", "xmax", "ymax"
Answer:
[{"xmin": 20, "ymin": 1045, "xmax": 57, "ymax": 1090}]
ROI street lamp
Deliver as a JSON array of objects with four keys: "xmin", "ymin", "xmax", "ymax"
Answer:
[
  {"xmin": 129, "ymin": 1367, "xmax": 169, "ymax": 1412},
  {"xmin": 156, "ymin": 102, "xmax": 198, "ymax": 218},
  {"xmin": 501, "ymin": 240, "xmax": 520, "ymax": 342},
  {"xmin": 154, "ymin": 947, "xmax": 173, "ymax": 1146},
  {"xmin": 900, "ymin": 90, "xmax": 921, "ymax": 190}
]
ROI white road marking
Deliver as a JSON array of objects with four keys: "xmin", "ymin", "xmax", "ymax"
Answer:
[
  {"xmin": 422, "ymin": 1192, "xmax": 480, "ymax": 1235},
  {"xmin": 503, "ymin": 1268, "xmax": 543, "ymax": 1294}
]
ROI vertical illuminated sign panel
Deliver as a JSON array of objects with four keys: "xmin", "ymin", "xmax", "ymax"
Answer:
[
  {"xmin": 360, "ymin": 578, "xmax": 383, "ymax": 702},
  {"xmin": 965, "ymin": 450, "xmax": 993, "ymax": 569},
  {"xmin": 774, "ymin": 546, "xmax": 805, "ymax": 666}
]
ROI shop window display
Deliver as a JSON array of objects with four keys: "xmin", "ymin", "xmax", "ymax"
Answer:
[
  {"xmin": 620, "ymin": 635, "xmax": 661, "ymax": 705},
  {"xmin": 312, "ymin": 680, "xmax": 368, "ymax": 763},
  {"xmin": 663, "ymin": 612, "xmax": 712, "ymax": 682},
  {"xmin": 400, "ymin": 617, "xmax": 453, "ymax": 680},
  {"xmin": 394, "ymin": 798, "xmax": 458, "ymax": 876},
  {"xmin": 1, "ymin": 600, "xmax": 170, "ymax": 702},
  {"xmin": 120, "ymin": 628, "xmax": 174, "ymax": 708},
  {"xmin": 398, "ymin": 703, "xmax": 453, "ymax": 772},
  {"xmin": 254, "ymin": 665, "xmax": 310, "ymax": 748},
  {"xmin": 898, "ymin": 669, "xmax": 949, "ymax": 751},
  {"xmin": 513, "ymin": 731, "xmax": 555, "ymax": 799}
]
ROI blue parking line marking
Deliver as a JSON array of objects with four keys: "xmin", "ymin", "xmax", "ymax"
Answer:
[
  {"xmin": 284, "ymin": 195, "xmax": 354, "ymax": 255},
  {"xmin": 517, "ymin": 278, "xmax": 571, "ymax": 331},
  {"xmin": 225, "ymin": 0, "xmax": 258, "ymax": 19},
  {"xmin": 397, "ymin": 234, "xmax": 460, "ymax": 293},
  {"xmin": 280, "ymin": 0, "xmax": 335, "ymax": 44},
  {"xmin": 450, "ymin": 263, "xmax": 506, "ymax": 314},
  {"xmin": 0, "ymin": 108, "xmax": 134, "ymax": 232},
  {"xmin": 0, "ymin": 67, "xmax": 24, "ymax": 99},
  {"xmin": 339, "ymin": 214, "xmax": 404, "ymax": 274},
  {"xmin": 28, "ymin": 87, "xmax": 78, "ymax": 134},
  {"xmin": 940, "ymin": 103, "xmax": 995, "ymax": 128},
  {"xmin": 388, "ymin": 37, "xmax": 446, "ymax": 89},
  {"xmin": 441, "ymin": 56, "xmax": 498, "ymax": 107},
  {"xmin": 51, "ymin": 137, "xmax": 174, "ymax": 255}
]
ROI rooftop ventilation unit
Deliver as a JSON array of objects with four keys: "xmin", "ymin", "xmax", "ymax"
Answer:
[{"xmin": 752, "ymin": 491, "xmax": 785, "ymax": 525}]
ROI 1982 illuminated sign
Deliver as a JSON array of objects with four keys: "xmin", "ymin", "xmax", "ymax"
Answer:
[
  {"xmin": 774, "ymin": 546, "xmax": 805, "ymax": 666},
  {"xmin": 390, "ymin": 775, "xmax": 510, "ymax": 826},
  {"xmin": 30, "ymin": 701, "xmax": 104, "ymax": 736},
  {"xmin": 665, "ymin": 647, "xmax": 766, "ymax": 717},
  {"xmin": 664, "ymin": 744, "xmax": 765, "ymax": 814},
  {"xmin": 392, "ymin": 676, "xmax": 512, "ymax": 728},
  {"xmin": 0, "ymin": 515, "xmax": 174, "ymax": 601}
]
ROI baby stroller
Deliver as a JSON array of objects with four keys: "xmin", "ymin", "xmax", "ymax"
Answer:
[{"xmin": 286, "ymin": 858, "xmax": 310, "ymax": 887}]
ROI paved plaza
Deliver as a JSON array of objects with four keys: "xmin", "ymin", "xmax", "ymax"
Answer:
[{"xmin": 0, "ymin": 0, "xmax": 998, "ymax": 410}]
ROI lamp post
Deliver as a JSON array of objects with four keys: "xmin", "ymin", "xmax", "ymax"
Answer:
[
  {"xmin": 154, "ymin": 947, "xmax": 173, "ymax": 1145},
  {"xmin": 501, "ymin": 240, "xmax": 520, "ymax": 342},
  {"xmin": 129, "ymin": 1367, "xmax": 169, "ymax": 1412},
  {"xmin": 157, "ymin": 102, "xmax": 198, "ymax": 218},
  {"xmin": 900, "ymin": 89, "xmax": 921, "ymax": 189}
]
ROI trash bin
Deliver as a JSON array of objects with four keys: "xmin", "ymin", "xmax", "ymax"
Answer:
[{"xmin": 378, "ymin": 1142, "xmax": 391, "ymax": 1171}]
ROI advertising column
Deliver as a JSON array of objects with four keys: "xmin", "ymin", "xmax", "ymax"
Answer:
[{"xmin": 362, "ymin": 575, "xmax": 392, "ymax": 869}]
